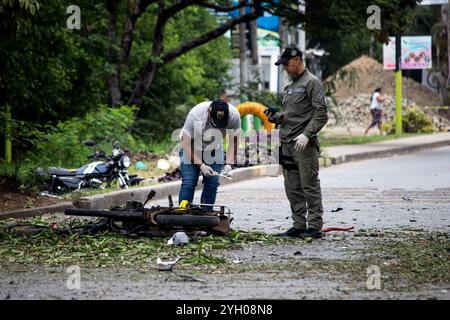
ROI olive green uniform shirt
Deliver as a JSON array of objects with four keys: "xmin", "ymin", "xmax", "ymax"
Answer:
[{"xmin": 275, "ymin": 69, "xmax": 328, "ymax": 143}]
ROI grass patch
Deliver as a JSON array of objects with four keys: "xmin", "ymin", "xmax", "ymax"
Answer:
[{"xmin": 320, "ymin": 132, "xmax": 427, "ymax": 148}]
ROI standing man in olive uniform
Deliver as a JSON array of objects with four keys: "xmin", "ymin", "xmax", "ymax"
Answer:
[{"xmin": 265, "ymin": 47, "xmax": 328, "ymax": 239}]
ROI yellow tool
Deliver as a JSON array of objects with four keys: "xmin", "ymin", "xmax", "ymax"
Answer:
[
  {"xmin": 179, "ymin": 200, "xmax": 188, "ymax": 208},
  {"xmin": 178, "ymin": 200, "xmax": 189, "ymax": 212}
]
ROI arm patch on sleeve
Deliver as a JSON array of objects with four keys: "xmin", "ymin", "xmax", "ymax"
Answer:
[{"xmin": 317, "ymin": 89, "xmax": 327, "ymax": 105}]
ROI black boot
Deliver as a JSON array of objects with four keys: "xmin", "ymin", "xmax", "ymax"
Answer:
[
  {"xmin": 301, "ymin": 228, "xmax": 323, "ymax": 239},
  {"xmin": 276, "ymin": 227, "xmax": 306, "ymax": 237}
]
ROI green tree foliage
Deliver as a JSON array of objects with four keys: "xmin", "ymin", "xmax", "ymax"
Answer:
[
  {"xmin": 0, "ymin": 105, "xmax": 143, "ymax": 191},
  {"xmin": 0, "ymin": 0, "xmax": 41, "ymax": 30},
  {"xmin": 383, "ymin": 107, "xmax": 435, "ymax": 134},
  {"xmin": 0, "ymin": 1, "xmax": 233, "ymax": 152},
  {"xmin": 0, "ymin": 0, "xmax": 422, "ymax": 166},
  {"xmin": 26, "ymin": 105, "xmax": 142, "ymax": 169},
  {"xmin": 0, "ymin": 1, "xmax": 107, "ymax": 125},
  {"xmin": 130, "ymin": 6, "xmax": 232, "ymax": 142},
  {"xmin": 305, "ymin": 0, "xmax": 419, "ymax": 78}
]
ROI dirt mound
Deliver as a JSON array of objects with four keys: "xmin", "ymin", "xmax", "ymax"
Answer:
[
  {"xmin": 328, "ymin": 55, "xmax": 441, "ymax": 107},
  {"xmin": 324, "ymin": 55, "xmax": 449, "ymax": 131}
]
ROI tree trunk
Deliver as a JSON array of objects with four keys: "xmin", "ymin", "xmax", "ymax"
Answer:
[
  {"xmin": 127, "ymin": 1, "xmax": 264, "ymax": 107},
  {"xmin": 127, "ymin": 0, "xmax": 165, "ymax": 107},
  {"xmin": 127, "ymin": 62, "xmax": 159, "ymax": 106},
  {"xmin": 250, "ymin": 2, "xmax": 258, "ymax": 65},
  {"xmin": 369, "ymin": 35, "xmax": 376, "ymax": 58},
  {"xmin": 106, "ymin": 0, "xmax": 122, "ymax": 106}
]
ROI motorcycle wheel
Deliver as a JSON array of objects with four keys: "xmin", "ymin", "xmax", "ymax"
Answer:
[
  {"xmin": 44, "ymin": 181, "xmax": 70, "ymax": 196},
  {"xmin": 107, "ymin": 175, "xmax": 129, "ymax": 189},
  {"xmin": 155, "ymin": 214, "xmax": 220, "ymax": 227},
  {"xmin": 129, "ymin": 175, "xmax": 144, "ymax": 186}
]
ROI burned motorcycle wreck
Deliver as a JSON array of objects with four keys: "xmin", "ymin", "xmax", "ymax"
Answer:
[{"xmin": 64, "ymin": 190, "xmax": 233, "ymax": 237}]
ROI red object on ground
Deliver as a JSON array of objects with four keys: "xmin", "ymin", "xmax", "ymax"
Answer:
[
  {"xmin": 50, "ymin": 223, "xmax": 58, "ymax": 230},
  {"xmin": 321, "ymin": 226, "xmax": 354, "ymax": 232}
]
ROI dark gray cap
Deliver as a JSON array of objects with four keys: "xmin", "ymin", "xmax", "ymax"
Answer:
[{"xmin": 275, "ymin": 47, "xmax": 303, "ymax": 66}]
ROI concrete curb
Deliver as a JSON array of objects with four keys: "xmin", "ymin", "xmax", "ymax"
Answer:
[
  {"xmin": 73, "ymin": 164, "xmax": 282, "ymax": 210},
  {"xmin": 327, "ymin": 139, "xmax": 450, "ymax": 165},
  {"xmin": 0, "ymin": 202, "xmax": 74, "ymax": 220},
  {"xmin": 2, "ymin": 135, "xmax": 449, "ymax": 217}
]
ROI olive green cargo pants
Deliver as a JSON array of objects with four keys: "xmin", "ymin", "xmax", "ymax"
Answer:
[{"xmin": 281, "ymin": 140, "xmax": 324, "ymax": 231}]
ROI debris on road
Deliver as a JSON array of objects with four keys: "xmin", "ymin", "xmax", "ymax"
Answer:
[
  {"xmin": 156, "ymin": 257, "xmax": 181, "ymax": 271},
  {"xmin": 165, "ymin": 274, "xmax": 205, "ymax": 283},
  {"xmin": 304, "ymin": 237, "xmax": 313, "ymax": 243},
  {"xmin": 167, "ymin": 232, "xmax": 190, "ymax": 245},
  {"xmin": 321, "ymin": 226, "xmax": 354, "ymax": 232},
  {"xmin": 331, "ymin": 207, "xmax": 344, "ymax": 212},
  {"xmin": 157, "ymin": 168, "xmax": 182, "ymax": 182},
  {"xmin": 232, "ymin": 257, "xmax": 242, "ymax": 264}
]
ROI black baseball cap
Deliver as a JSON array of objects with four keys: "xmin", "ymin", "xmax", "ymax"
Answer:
[
  {"xmin": 275, "ymin": 47, "xmax": 303, "ymax": 66},
  {"xmin": 209, "ymin": 99, "xmax": 229, "ymax": 128}
]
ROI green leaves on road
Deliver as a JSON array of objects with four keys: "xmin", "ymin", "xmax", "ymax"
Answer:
[{"xmin": 0, "ymin": 217, "xmax": 294, "ymax": 268}]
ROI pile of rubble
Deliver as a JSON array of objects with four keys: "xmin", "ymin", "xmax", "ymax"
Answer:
[
  {"xmin": 324, "ymin": 55, "xmax": 449, "ymax": 130},
  {"xmin": 326, "ymin": 93, "xmax": 449, "ymax": 131}
]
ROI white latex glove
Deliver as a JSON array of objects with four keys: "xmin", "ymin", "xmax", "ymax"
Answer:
[
  {"xmin": 293, "ymin": 133, "xmax": 309, "ymax": 151},
  {"xmin": 222, "ymin": 164, "xmax": 233, "ymax": 176},
  {"xmin": 200, "ymin": 163, "xmax": 216, "ymax": 177}
]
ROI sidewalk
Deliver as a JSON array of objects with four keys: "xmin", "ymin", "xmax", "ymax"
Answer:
[
  {"xmin": 324, "ymin": 132, "xmax": 450, "ymax": 164},
  {"xmin": 1, "ymin": 132, "xmax": 450, "ymax": 217}
]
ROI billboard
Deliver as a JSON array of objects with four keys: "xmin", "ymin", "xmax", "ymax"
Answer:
[
  {"xmin": 383, "ymin": 36, "xmax": 432, "ymax": 70},
  {"xmin": 383, "ymin": 37, "xmax": 396, "ymax": 70},
  {"xmin": 401, "ymin": 36, "xmax": 432, "ymax": 69}
]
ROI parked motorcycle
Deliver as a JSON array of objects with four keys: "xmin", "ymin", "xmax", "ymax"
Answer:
[{"xmin": 37, "ymin": 140, "xmax": 143, "ymax": 196}]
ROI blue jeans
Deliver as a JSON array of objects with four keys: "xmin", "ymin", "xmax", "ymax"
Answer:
[{"xmin": 178, "ymin": 149, "xmax": 224, "ymax": 209}]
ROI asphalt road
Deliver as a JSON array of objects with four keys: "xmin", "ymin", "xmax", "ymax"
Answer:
[
  {"xmin": 159, "ymin": 145, "xmax": 450, "ymax": 233},
  {"xmin": 1, "ymin": 146, "xmax": 449, "ymax": 300}
]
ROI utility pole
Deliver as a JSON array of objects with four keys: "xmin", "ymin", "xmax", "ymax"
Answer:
[
  {"xmin": 239, "ymin": 6, "xmax": 249, "ymax": 133},
  {"xmin": 447, "ymin": 3, "xmax": 450, "ymax": 103},
  {"xmin": 395, "ymin": 34, "xmax": 403, "ymax": 134},
  {"xmin": 239, "ymin": 6, "xmax": 247, "ymax": 92},
  {"xmin": 250, "ymin": 2, "xmax": 258, "ymax": 66},
  {"xmin": 278, "ymin": 17, "xmax": 288, "ymax": 93},
  {"xmin": 249, "ymin": 1, "xmax": 262, "ymax": 130}
]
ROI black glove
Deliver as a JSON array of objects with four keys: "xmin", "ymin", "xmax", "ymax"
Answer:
[
  {"xmin": 264, "ymin": 107, "xmax": 278, "ymax": 117},
  {"xmin": 264, "ymin": 107, "xmax": 279, "ymax": 124}
]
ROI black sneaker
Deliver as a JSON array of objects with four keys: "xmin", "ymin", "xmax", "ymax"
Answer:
[
  {"xmin": 302, "ymin": 228, "xmax": 323, "ymax": 239},
  {"xmin": 276, "ymin": 227, "xmax": 306, "ymax": 237}
]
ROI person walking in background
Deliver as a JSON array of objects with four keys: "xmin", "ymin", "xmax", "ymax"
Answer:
[{"xmin": 365, "ymin": 87, "xmax": 386, "ymax": 135}]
